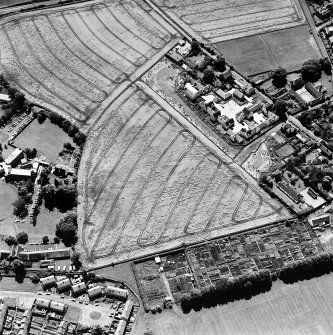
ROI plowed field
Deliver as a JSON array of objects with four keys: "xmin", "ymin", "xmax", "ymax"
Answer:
[
  {"xmin": 152, "ymin": 0, "xmax": 305, "ymax": 42},
  {"xmin": 78, "ymin": 84, "xmax": 290, "ymax": 265},
  {"xmin": 0, "ymin": 0, "xmax": 174, "ymax": 122}
]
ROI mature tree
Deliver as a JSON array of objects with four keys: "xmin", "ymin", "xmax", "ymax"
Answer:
[
  {"xmin": 74, "ymin": 132, "xmax": 86, "ymax": 146},
  {"xmin": 54, "ymin": 236, "xmax": 60, "ymax": 244},
  {"xmin": 31, "ymin": 274, "xmax": 40, "ymax": 284},
  {"xmin": 62, "ymin": 119, "xmax": 71, "ymax": 132},
  {"xmin": 5, "ymin": 235, "xmax": 17, "ymax": 246},
  {"xmin": 321, "ymin": 57, "xmax": 332, "ymax": 75},
  {"xmin": 272, "ymin": 67, "xmax": 287, "ymax": 88},
  {"xmin": 41, "ymin": 184, "xmax": 56, "ymax": 209},
  {"xmin": 213, "ymin": 55, "xmax": 226, "ymax": 72},
  {"xmin": 190, "ymin": 39, "xmax": 201, "ymax": 56},
  {"xmin": 68, "ymin": 124, "xmax": 79, "ymax": 137},
  {"xmin": 12, "ymin": 259, "xmax": 25, "ymax": 274},
  {"xmin": 273, "ymin": 99, "xmax": 288, "ymax": 120},
  {"xmin": 42, "ymin": 236, "xmax": 49, "ymax": 244},
  {"xmin": 71, "ymin": 252, "xmax": 81, "ymax": 269},
  {"xmin": 322, "ymin": 177, "xmax": 332, "ymax": 192},
  {"xmin": 91, "ymin": 325, "xmax": 104, "ymax": 335},
  {"xmin": 12, "ymin": 198, "xmax": 28, "ymax": 218},
  {"xmin": 16, "ymin": 231, "xmax": 28, "ymax": 244},
  {"xmin": 55, "ymin": 185, "xmax": 77, "ymax": 211},
  {"xmin": 37, "ymin": 112, "xmax": 46, "ymax": 124},
  {"xmin": 56, "ymin": 212, "xmax": 78, "ymax": 246},
  {"xmin": 301, "ymin": 59, "xmax": 321, "ymax": 82},
  {"xmin": 64, "ymin": 142, "xmax": 74, "ymax": 151},
  {"xmin": 203, "ymin": 69, "xmax": 215, "ymax": 84}
]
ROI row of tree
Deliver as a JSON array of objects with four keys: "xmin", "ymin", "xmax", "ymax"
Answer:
[
  {"xmin": 47, "ymin": 111, "xmax": 86, "ymax": 146},
  {"xmin": 279, "ymin": 252, "xmax": 333, "ymax": 284},
  {"xmin": 180, "ymin": 252, "xmax": 333, "ymax": 314},
  {"xmin": 180, "ymin": 270, "xmax": 272, "ymax": 313}
]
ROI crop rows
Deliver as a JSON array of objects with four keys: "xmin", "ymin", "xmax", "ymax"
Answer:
[
  {"xmin": 79, "ymin": 87, "xmax": 288, "ymax": 263},
  {"xmin": 0, "ymin": 0, "xmax": 173, "ymax": 121}
]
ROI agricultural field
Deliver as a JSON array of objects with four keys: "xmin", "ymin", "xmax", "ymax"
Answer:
[
  {"xmin": 152, "ymin": 0, "xmax": 305, "ymax": 42},
  {"xmin": 136, "ymin": 274, "xmax": 333, "ymax": 335},
  {"xmin": 77, "ymin": 83, "xmax": 290, "ymax": 266},
  {"xmin": 0, "ymin": 0, "xmax": 176, "ymax": 122},
  {"xmin": 215, "ymin": 24, "xmax": 321, "ymax": 76}
]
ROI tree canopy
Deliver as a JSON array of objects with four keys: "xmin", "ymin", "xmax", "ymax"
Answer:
[
  {"xmin": 301, "ymin": 59, "xmax": 321, "ymax": 82},
  {"xmin": 272, "ymin": 67, "xmax": 287, "ymax": 88},
  {"xmin": 56, "ymin": 212, "xmax": 78, "ymax": 246},
  {"xmin": 16, "ymin": 231, "xmax": 28, "ymax": 244},
  {"xmin": 203, "ymin": 69, "xmax": 214, "ymax": 84},
  {"xmin": 12, "ymin": 198, "xmax": 28, "ymax": 218},
  {"xmin": 273, "ymin": 99, "xmax": 288, "ymax": 120}
]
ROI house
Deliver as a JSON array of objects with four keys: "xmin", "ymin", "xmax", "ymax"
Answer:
[
  {"xmin": 184, "ymin": 83, "xmax": 199, "ymax": 100},
  {"xmin": 56, "ymin": 278, "xmax": 71, "ymax": 292},
  {"xmin": 105, "ymin": 286, "xmax": 128, "ymax": 300},
  {"xmin": 217, "ymin": 114, "xmax": 234, "ymax": 130},
  {"xmin": 4, "ymin": 148, "xmax": 24, "ymax": 167},
  {"xmin": 72, "ymin": 282, "xmax": 87, "ymax": 296},
  {"xmin": 244, "ymin": 86, "xmax": 255, "ymax": 97},
  {"xmin": 0, "ymin": 94, "xmax": 10, "ymax": 102},
  {"xmin": 40, "ymin": 275, "xmax": 56, "ymax": 289},
  {"xmin": 5, "ymin": 168, "xmax": 32, "ymax": 181},
  {"xmin": 305, "ymin": 82, "xmax": 323, "ymax": 100},
  {"xmin": 233, "ymin": 89, "xmax": 244, "ymax": 101},
  {"xmin": 114, "ymin": 319, "xmax": 127, "ymax": 335},
  {"xmin": 120, "ymin": 299, "xmax": 133, "ymax": 321},
  {"xmin": 87, "ymin": 286, "xmax": 103, "ymax": 300},
  {"xmin": 35, "ymin": 298, "xmax": 50, "ymax": 310},
  {"xmin": 276, "ymin": 181, "xmax": 300, "ymax": 203},
  {"xmin": 316, "ymin": 6, "xmax": 330, "ymax": 19},
  {"xmin": 201, "ymin": 94, "xmax": 216, "ymax": 105},
  {"xmin": 215, "ymin": 89, "xmax": 231, "ymax": 100},
  {"xmin": 320, "ymin": 144, "xmax": 332, "ymax": 159},
  {"xmin": 54, "ymin": 164, "xmax": 74, "ymax": 177},
  {"xmin": 308, "ymin": 187, "xmax": 318, "ymax": 199},
  {"xmin": 50, "ymin": 301, "xmax": 66, "ymax": 314},
  {"xmin": 57, "ymin": 321, "xmax": 68, "ymax": 335},
  {"xmin": 309, "ymin": 214, "xmax": 331, "ymax": 227},
  {"xmin": 325, "ymin": 26, "xmax": 333, "ymax": 37},
  {"xmin": 166, "ymin": 50, "xmax": 183, "ymax": 64},
  {"xmin": 329, "ymin": 36, "xmax": 333, "ymax": 47},
  {"xmin": 207, "ymin": 107, "xmax": 219, "ymax": 122},
  {"xmin": 220, "ymin": 69, "xmax": 232, "ymax": 81}
]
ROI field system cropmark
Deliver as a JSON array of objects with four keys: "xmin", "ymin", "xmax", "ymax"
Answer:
[
  {"xmin": 79, "ymin": 85, "xmax": 289, "ymax": 264},
  {"xmin": 0, "ymin": 0, "xmax": 174, "ymax": 122},
  {"xmin": 152, "ymin": 0, "xmax": 305, "ymax": 42}
]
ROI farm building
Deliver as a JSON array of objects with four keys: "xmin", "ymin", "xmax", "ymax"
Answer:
[
  {"xmin": 105, "ymin": 286, "xmax": 128, "ymax": 300},
  {"xmin": 72, "ymin": 282, "xmax": 87, "ymax": 296},
  {"xmin": 56, "ymin": 279, "xmax": 71, "ymax": 292},
  {"xmin": 87, "ymin": 286, "xmax": 103, "ymax": 300},
  {"xmin": 40, "ymin": 275, "xmax": 56, "ymax": 289},
  {"xmin": 4, "ymin": 148, "xmax": 24, "ymax": 167}
]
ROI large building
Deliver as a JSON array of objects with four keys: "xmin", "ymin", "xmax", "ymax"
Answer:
[{"xmin": 5, "ymin": 148, "xmax": 24, "ymax": 167}]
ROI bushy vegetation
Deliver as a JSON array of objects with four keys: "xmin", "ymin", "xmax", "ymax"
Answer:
[
  {"xmin": 41, "ymin": 184, "xmax": 77, "ymax": 212},
  {"xmin": 0, "ymin": 75, "xmax": 31, "ymax": 127}
]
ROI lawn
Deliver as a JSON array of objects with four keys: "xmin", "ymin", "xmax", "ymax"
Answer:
[
  {"xmin": 214, "ymin": 24, "xmax": 321, "ymax": 76},
  {"xmin": 136, "ymin": 274, "xmax": 333, "ymax": 335},
  {"xmin": 15, "ymin": 204, "xmax": 64, "ymax": 243},
  {"xmin": 13, "ymin": 118, "xmax": 75, "ymax": 163}
]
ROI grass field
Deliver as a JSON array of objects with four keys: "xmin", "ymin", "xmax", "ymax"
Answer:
[
  {"xmin": 135, "ymin": 274, "xmax": 333, "ymax": 335},
  {"xmin": 77, "ymin": 84, "xmax": 289, "ymax": 266},
  {"xmin": 13, "ymin": 118, "xmax": 75, "ymax": 163},
  {"xmin": 214, "ymin": 24, "xmax": 321, "ymax": 76},
  {"xmin": 152, "ymin": 0, "xmax": 305, "ymax": 42},
  {"xmin": 0, "ymin": 0, "xmax": 175, "ymax": 122}
]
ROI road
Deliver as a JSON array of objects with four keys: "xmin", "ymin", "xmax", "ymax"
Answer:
[{"xmin": 299, "ymin": 0, "xmax": 328, "ymax": 58}]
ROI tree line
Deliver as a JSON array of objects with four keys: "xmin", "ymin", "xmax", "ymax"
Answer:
[{"xmin": 180, "ymin": 252, "xmax": 333, "ymax": 313}]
